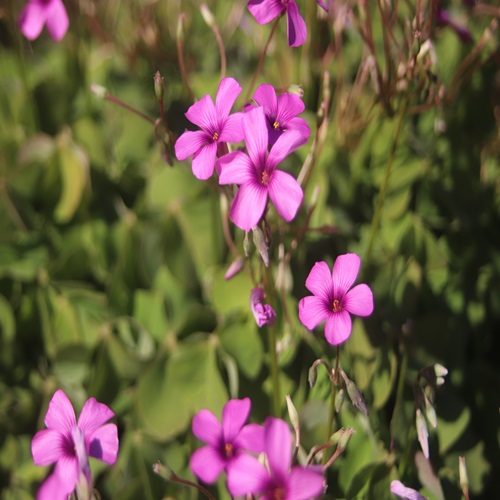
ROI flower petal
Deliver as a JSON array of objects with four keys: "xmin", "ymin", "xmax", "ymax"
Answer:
[
  {"xmin": 267, "ymin": 129, "xmax": 307, "ymax": 168},
  {"xmin": 268, "ymin": 169, "xmax": 303, "ymax": 222},
  {"xmin": 185, "ymin": 95, "xmax": 218, "ymax": 133},
  {"xmin": 18, "ymin": 1, "xmax": 47, "ymax": 41},
  {"xmin": 45, "ymin": 0, "xmax": 69, "ymax": 41},
  {"xmin": 191, "ymin": 141, "xmax": 218, "ymax": 180},
  {"xmin": 78, "ymin": 397, "xmax": 114, "ymax": 436},
  {"xmin": 286, "ymin": 117, "xmax": 311, "ymax": 140},
  {"xmin": 242, "ymin": 107, "xmax": 268, "ymax": 170},
  {"xmin": 253, "ymin": 84, "xmax": 278, "ymax": 117},
  {"xmin": 288, "ymin": 466, "xmax": 325, "ymax": 500},
  {"xmin": 298, "ymin": 295, "xmax": 330, "ymax": 330},
  {"xmin": 304, "ymin": 261, "xmax": 334, "ymax": 300},
  {"xmin": 276, "ymin": 93, "xmax": 305, "ymax": 124},
  {"xmin": 222, "ymin": 398, "xmax": 251, "ymax": 443},
  {"xmin": 264, "ymin": 417, "xmax": 291, "ymax": 478},
  {"xmin": 235, "ymin": 423, "xmax": 265, "ymax": 454},
  {"xmin": 215, "ymin": 77, "xmax": 242, "ymax": 120},
  {"xmin": 44, "ymin": 390, "xmax": 76, "ymax": 435},
  {"xmin": 86, "ymin": 423, "xmax": 119, "ymax": 464},
  {"xmin": 53, "ymin": 455, "xmax": 79, "ymax": 496},
  {"xmin": 190, "ymin": 445, "xmax": 226, "ymax": 484},
  {"xmin": 175, "ymin": 130, "xmax": 211, "ymax": 161},
  {"xmin": 219, "ymin": 112, "xmax": 244, "ymax": 143},
  {"xmin": 324, "ymin": 310, "xmax": 352, "ymax": 345},
  {"xmin": 218, "ymin": 151, "xmax": 255, "ymax": 185},
  {"xmin": 247, "ymin": 0, "xmax": 285, "ymax": 25},
  {"xmin": 227, "ymin": 453, "xmax": 269, "ymax": 497},
  {"xmin": 230, "ymin": 182, "xmax": 268, "ymax": 231},
  {"xmin": 36, "ymin": 471, "xmax": 73, "ymax": 500},
  {"xmin": 343, "ymin": 284, "xmax": 374, "ymax": 317},
  {"xmin": 390, "ymin": 480, "xmax": 428, "ymax": 500},
  {"xmin": 32, "ymin": 429, "xmax": 66, "ymax": 466},
  {"xmin": 286, "ymin": 1, "xmax": 307, "ymax": 47},
  {"xmin": 332, "ymin": 253, "xmax": 361, "ymax": 298},
  {"xmin": 192, "ymin": 409, "xmax": 222, "ymax": 446}
]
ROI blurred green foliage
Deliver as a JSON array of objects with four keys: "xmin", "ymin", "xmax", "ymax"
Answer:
[{"xmin": 0, "ymin": 0, "xmax": 499, "ymax": 499}]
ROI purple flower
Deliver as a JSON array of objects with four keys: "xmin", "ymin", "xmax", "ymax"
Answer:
[
  {"xmin": 390, "ymin": 480, "xmax": 428, "ymax": 500},
  {"xmin": 227, "ymin": 417, "xmax": 325, "ymax": 499},
  {"xmin": 251, "ymin": 287, "xmax": 276, "ymax": 327},
  {"xmin": 246, "ymin": 84, "xmax": 310, "ymax": 147},
  {"xmin": 298, "ymin": 253, "xmax": 374, "ymax": 345},
  {"xmin": 190, "ymin": 398, "xmax": 265, "ymax": 484},
  {"xmin": 31, "ymin": 390, "xmax": 119, "ymax": 500},
  {"xmin": 218, "ymin": 106, "xmax": 306, "ymax": 231},
  {"xmin": 18, "ymin": 0, "xmax": 69, "ymax": 41},
  {"xmin": 175, "ymin": 77, "xmax": 244, "ymax": 180},
  {"xmin": 247, "ymin": 0, "xmax": 307, "ymax": 47}
]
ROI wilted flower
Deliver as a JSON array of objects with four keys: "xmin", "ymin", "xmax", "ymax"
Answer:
[
  {"xmin": 246, "ymin": 84, "xmax": 310, "ymax": 147},
  {"xmin": 250, "ymin": 287, "xmax": 276, "ymax": 327},
  {"xmin": 175, "ymin": 77, "xmax": 244, "ymax": 180},
  {"xmin": 32, "ymin": 390, "xmax": 119, "ymax": 500},
  {"xmin": 218, "ymin": 106, "xmax": 306, "ymax": 231},
  {"xmin": 390, "ymin": 480, "xmax": 428, "ymax": 500},
  {"xmin": 227, "ymin": 417, "xmax": 325, "ymax": 499},
  {"xmin": 190, "ymin": 398, "xmax": 265, "ymax": 485},
  {"xmin": 298, "ymin": 253, "xmax": 374, "ymax": 345},
  {"xmin": 19, "ymin": 0, "xmax": 69, "ymax": 41}
]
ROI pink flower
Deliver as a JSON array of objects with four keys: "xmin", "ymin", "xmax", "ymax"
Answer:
[
  {"xmin": 227, "ymin": 417, "xmax": 325, "ymax": 499},
  {"xmin": 190, "ymin": 398, "xmax": 265, "ymax": 484},
  {"xmin": 250, "ymin": 287, "xmax": 276, "ymax": 327},
  {"xmin": 246, "ymin": 84, "xmax": 310, "ymax": 147},
  {"xmin": 247, "ymin": 0, "xmax": 307, "ymax": 47},
  {"xmin": 390, "ymin": 480, "xmax": 428, "ymax": 500},
  {"xmin": 298, "ymin": 253, "xmax": 374, "ymax": 345},
  {"xmin": 18, "ymin": 0, "xmax": 69, "ymax": 41},
  {"xmin": 218, "ymin": 106, "xmax": 306, "ymax": 231},
  {"xmin": 31, "ymin": 390, "xmax": 119, "ymax": 500},
  {"xmin": 175, "ymin": 77, "xmax": 244, "ymax": 180}
]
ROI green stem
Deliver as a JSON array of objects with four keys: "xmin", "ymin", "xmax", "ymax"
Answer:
[
  {"xmin": 324, "ymin": 346, "xmax": 340, "ymax": 463},
  {"xmin": 365, "ymin": 98, "xmax": 408, "ymax": 265}
]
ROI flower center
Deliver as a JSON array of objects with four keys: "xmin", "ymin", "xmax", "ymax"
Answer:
[
  {"xmin": 224, "ymin": 442, "xmax": 234, "ymax": 458},
  {"xmin": 273, "ymin": 120, "xmax": 280, "ymax": 130},
  {"xmin": 212, "ymin": 131, "xmax": 219, "ymax": 141},
  {"xmin": 332, "ymin": 299, "xmax": 342, "ymax": 312},
  {"xmin": 271, "ymin": 487, "xmax": 286, "ymax": 500},
  {"xmin": 261, "ymin": 170, "xmax": 271, "ymax": 186}
]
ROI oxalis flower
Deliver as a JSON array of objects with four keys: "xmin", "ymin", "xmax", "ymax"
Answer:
[
  {"xmin": 298, "ymin": 253, "xmax": 374, "ymax": 345},
  {"xmin": 190, "ymin": 398, "xmax": 265, "ymax": 485},
  {"xmin": 250, "ymin": 287, "xmax": 276, "ymax": 327},
  {"xmin": 218, "ymin": 106, "xmax": 306, "ymax": 231},
  {"xmin": 31, "ymin": 389, "xmax": 119, "ymax": 500},
  {"xmin": 227, "ymin": 417, "xmax": 325, "ymax": 499},
  {"xmin": 175, "ymin": 77, "xmax": 244, "ymax": 180},
  {"xmin": 19, "ymin": 0, "xmax": 69, "ymax": 41},
  {"xmin": 247, "ymin": 1, "xmax": 328, "ymax": 47},
  {"xmin": 246, "ymin": 84, "xmax": 310, "ymax": 147}
]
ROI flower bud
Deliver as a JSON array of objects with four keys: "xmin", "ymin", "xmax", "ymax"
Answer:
[
  {"xmin": 177, "ymin": 13, "xmax": 185, "ymax": 44},
  {"xmin": 200, "ymin": 4, "xmax": 216, "ymax": 29},
  {"xmin": 252, "ymin": 226, "xmax": 269, "ymax": 267},
  {"xmin": 286, "ymin": 395, "xmax": 300, "ymax": 440},
  {"xmin": 308, "ymin": 364, "xmax": 318, "ymax": 388},
  {"xmin": 459, "ymin": 456, "xmax": 469, "ymax": 498},
  {"xmin": 286, "ymin": 84, "xmax": 304, "ymax": 98},
  {"xmin": 154, "ymin": 71, "xmax": 164, "ymax": 101},
  {"xmin": 90, "ymin": 83, "xmax": 109, "ymax": 99},
  {"xmin": 341, "ymin": 371, "xmax": 368, "ymax": 416},
  {"xmin": 434, "ymin": 363, "xmax": 448, "ymax": 378},
  {"xmin": 416, "ymin": 408, "xmax": 429, "ymax": 459},
  {"xmin": 224, "ymin": 256, "xmax": 245, "ymax": 280},
  {"xmin": 335, "ymin": 388, "xmax": 345, "ymax": 413},
  {"xmin": 250, "ymin": 287, "xmax": 276, "ymax": 327},
  {"xmin": 337, "ymin": 427, "xmax": 354, "ymax": 452}
]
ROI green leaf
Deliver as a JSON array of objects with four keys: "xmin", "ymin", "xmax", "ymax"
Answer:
[{"xmin": 0, "ymin": 294, "xmax": 15, "ymax": 342}]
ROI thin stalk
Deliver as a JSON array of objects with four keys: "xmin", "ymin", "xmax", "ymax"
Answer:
[
  {"xmin": 324, "ymin": 346, "xmax": 340, "ymax": 464},
  {"xmin": 365, "ymin": 96, "xmax": 409, "ymax": 265},
  {"xmin": 104, "ymin": 93, "xmax": 156, "ymax": 125},
  {"xmin": 177, "ymin": 13, "xmax": 195, "ymax": 102},
  {"xmin": 244, "ymin": 16, "xmax": 281, "ymax": 103}
]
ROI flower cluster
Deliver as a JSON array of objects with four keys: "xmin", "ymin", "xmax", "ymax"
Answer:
[
  {"xmin": 175, "ymin": 78, "xmax": 310, "ymax": 232},
  {"xmin": 191, "ymin": 399, "xmax": 324, "ymax": 499},
  {"xmin": 32, "ymin": 390, "xmax": 119, "ymax": 500}
]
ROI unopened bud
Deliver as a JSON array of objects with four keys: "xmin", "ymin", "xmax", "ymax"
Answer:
[
  {"xmin": 286, "ymin": 84, "xmax": 304, "ymax": 98},
  {"xmin": 424, "ymin": 395, "xmax": 437, "ymax": 428},
  {"xmin": 328, "ymin": 427, "xmax": 345, "ymax": 447},
  {"xmin": 153, "ymin": 461, "xmax": 174, "ymax": 481},
  {"xmin": 154, "ymin": 71, "xmax": 164, "ymax": 101},
  {"xmin": 90, "ymin": 83, "xmax": 109, "ymax": 99},
  {"xmin": 341, "ymin": 371, "xmax": 368, "ymax": 416},
  {"xmin": 286, "ymin": 395, "xmax": 300, "ymax": 438},
  {"xmin": 200, "ymin": 4, "xmax": 216, "ymax": 29},
  {"xmin": 252, "ymin": 226, "xmax": 269, "ymax": 267},
  {"xmin": 337, "ymin": 427, "xmax": 354, "ymax": 451},
  {"xmin": 224, "ymin": 256, "xmax": 245, "ymax": 280},
  {"xmin": 177, "ymin": 13, "xmax": 185, "ymax": 43},
  {"xmin": 416, "ymin": 408, "xmax": 429, "ymax": 459},
  {"xmin": 434, "ymin": 364, "xmax": 448, "ymax": 378},
  {"xmin": 308, "ymin": 364, "xmax": 318, "ymax": 388},
  {"xmin": 459, "ymin": 456, "xmax": 469, "ymax": 497}
]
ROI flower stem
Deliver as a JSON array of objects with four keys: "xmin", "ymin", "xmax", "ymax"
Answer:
[
  {"xmin": 244, "ymin": 15, "xmax": 281, "ymax": 103},
  {"xmin": 324, "ymin": 346, "xmax": 340, "ymax": 464},
  {"xmin": 267, "ymin": 322, "xmax": 281, "ymax": 417}
]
